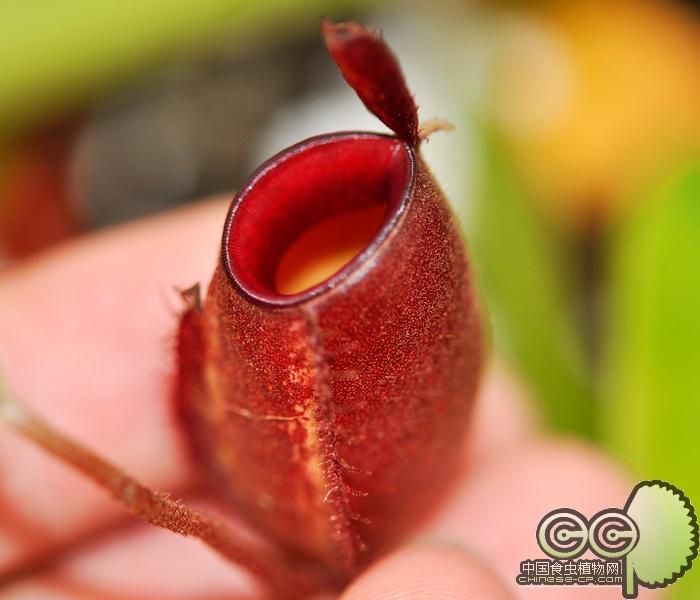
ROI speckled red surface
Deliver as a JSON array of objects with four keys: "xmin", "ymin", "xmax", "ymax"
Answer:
[{"xmin": 175, "ymin": 20, "xmax": 484, "ymax": 588}]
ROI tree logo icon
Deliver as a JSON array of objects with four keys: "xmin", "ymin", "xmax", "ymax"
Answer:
[
  {"xmin": 621, "ymin": 480, "xmax": 698, "ymax": 598},
  {"xmin": 528, "ymin": 480, "xmax": 698, "ymax": 598}
]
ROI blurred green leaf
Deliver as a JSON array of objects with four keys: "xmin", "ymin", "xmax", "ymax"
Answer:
[
  {"xmin": 469, "ymin": 126, "xmax": 594, "ymax": 436},
  {"xmin": 0, "ymin": 0, "xmax": 368, "ymax": 139},
  {"xmin": 603, "ymin": 161, "xmax": 700, "ymax": 599}
]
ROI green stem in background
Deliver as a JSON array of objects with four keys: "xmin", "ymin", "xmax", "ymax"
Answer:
[
  {"xmin": 603, "ymin": 161, "xmax": 700, "ymax": 599},
  {"xmin": 0, "ymin": 0, "xmax": 370, "ymax": 140},
  {"xmin": 468, "ymin": 125, "xmax": 595, "ymax": 437}
]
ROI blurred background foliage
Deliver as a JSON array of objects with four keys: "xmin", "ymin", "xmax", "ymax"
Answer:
[{"xmin": 1, "ymin": 0, "xmax": 699, "ymax": 596}]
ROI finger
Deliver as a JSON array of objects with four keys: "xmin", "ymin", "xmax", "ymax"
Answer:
[
  {"xmin": 2, "ymin": 497, "xmax": 262, "ymax": 600},
  {"xmin": 424, "ymin": 435, "xmax": 658, "ymax": 599},
  {"xmin": 340, "ymin": 543, "xmax": 514, "ymax": 600},
  {"xmin": 0, "ymin": 197, "xmax": 229, "ymax": 572},
  {"xmin": 0, "ymin": 198, "xmax": 531, "ymax": 577},
  {"xmin": 469, "ymin": 358, "xmax": 538, "ymax": 459},
  {"xmin": 0, "ymin": 192, "xmax": 547, "ymax": 590}
]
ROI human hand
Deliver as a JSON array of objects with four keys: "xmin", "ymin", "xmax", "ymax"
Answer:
[{"xmin": 0, "ymin": 198, "xmax": 653, "ymax": 599}]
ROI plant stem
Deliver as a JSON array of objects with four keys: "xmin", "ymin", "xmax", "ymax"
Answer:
[{"xmin": 0, "ymin": 377, "xmax": 329, "ymax": 599}]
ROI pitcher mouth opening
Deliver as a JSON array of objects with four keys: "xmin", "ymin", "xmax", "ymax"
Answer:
[{"xmin": 222, "ymin": 133, "xmax": 415, "ymax": 307}]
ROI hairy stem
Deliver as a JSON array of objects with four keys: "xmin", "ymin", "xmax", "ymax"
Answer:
[{"xmin": 0, "ymin": 377, "xmax": 329, "ymax": 599}]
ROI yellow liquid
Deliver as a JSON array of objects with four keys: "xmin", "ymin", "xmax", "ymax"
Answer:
[{"xmin": 275, "ymin": 205, "xmax": 386, "ymax": 295}]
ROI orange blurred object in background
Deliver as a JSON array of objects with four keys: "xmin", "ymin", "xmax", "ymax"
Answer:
[{"xmin": 491, "ymin": 0, "xmax": 700, "ymax": 229}]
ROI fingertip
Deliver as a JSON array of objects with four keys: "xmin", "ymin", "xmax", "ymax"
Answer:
[
  {"xmin": 341, "ymin": 543, "xmax": 515, "ymax": 600},
  {"xmin": 426, "ymin": 436, "xmax": 635, "ymax": 599},
  {"xmin": 469, "ymin": 359, "xmax": 539, "ymax": 458}
]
